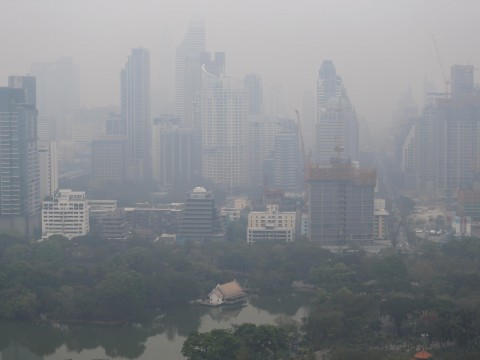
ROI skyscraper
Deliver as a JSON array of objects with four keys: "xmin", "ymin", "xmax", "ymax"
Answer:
[
  {"xmin": 121, "ymin": 48, "xmax": 151, "ymax": 179},
  {"xmin": 196, "ymin": 62, "xmax": 248, "ymax": 188},
  {"xmin": 308, "ymin": 162, "xmax": 376, "ymax": 244},
  {"xmin": 30, "ymin": 57, "xmax": 80, "ymax": 141},
  {"xmin": 316, "ymin": 61, "xmax": 358, "ymax": 165},
  {"xmin": 0, "ymin": 76, "xmax": 41, "ymax": 236},
  {"xmin": 152, "ymin": 116, "xmax": 193, "ymax": 188},
  {"xmin": 273, "ymin": 120, "xmax": 300, "ymax": 192},
  {"xmin": 175, "ymin": 17, "xmax": 206, "ymax": 128},
  {"xmin": 244, "ymin": 74, "xmax": 263, "ymax": 115}
]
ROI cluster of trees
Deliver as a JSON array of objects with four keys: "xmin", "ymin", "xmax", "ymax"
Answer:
[
  {"xmin": 2, "ymin": 229, "xmax": 480, "ymax": 358},
  {"xmin": 182, "ymin": 322, "xmax": 299, "ymax": 360}
]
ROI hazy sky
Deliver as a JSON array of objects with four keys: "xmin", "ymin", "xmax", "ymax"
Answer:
[{"xmin": 2, "ymin": 0, "xmax": 479, "ymax": 133}]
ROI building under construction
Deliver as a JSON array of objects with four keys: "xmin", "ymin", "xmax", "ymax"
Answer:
[{"xmin": 308, "ymin": 161, "xmax": 376, "ymax": 244}]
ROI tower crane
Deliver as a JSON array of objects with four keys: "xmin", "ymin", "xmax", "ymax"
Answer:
[{"xmin": 431, "ymin": 34, "xmax": 450, "ymax": 95}]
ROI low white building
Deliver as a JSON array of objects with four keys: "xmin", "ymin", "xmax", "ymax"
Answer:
[
  {"xmin": 41, "ymin": 189, "xmax": 89, "ymax": 240},
  {"xmin": 247, "ymin": 204, "xmax": 296, "ymax": 244}
]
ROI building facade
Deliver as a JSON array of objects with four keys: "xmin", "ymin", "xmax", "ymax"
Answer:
[
  {"xmin": 244, "ymin": 73, "xmax": 263, "ymax": 115},
  {"xmin": 315, "ymin": 61, "xmax": 358, "ymax": 165},
  {"xmin": 196, "ymin": 64, "xmax": 248, "ymax": 187},
  {"xmin": 247, "ymin": 204, "xmax": 296, "ymax": 244},
  {"xmin": 91, "ymin": 137, "xmax": 127, "ymax": 186},
  {"xmin": 0, "ymin": 76, "xmax": 41, "ymax": 237},
  {"xmin": 38, "ymin": 141, "xmax": 58, "ymax": 200},
  {"xmin": 175, "ymin": 17, "xmax": 206, "ymax": 128},
  {"xmin": 41, "ymin": 189, "xmax": 89, "ymax": 240},
  {"xmin": 152, "ymin": 116, "xmax": 193, "ymax": 188},
  {"xmin": 177, "ymin": 187, "xmax": 223, "ymax": 241},
  {"xmin": 308, "ymin": 162, "xmax": 376, "ymax": 244},
  {"xmin": 121, "ymin": 48, "xmax": 151, "ymax": 179}
]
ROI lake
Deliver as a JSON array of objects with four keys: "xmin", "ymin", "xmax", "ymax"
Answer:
[{"xmin": 0, "ymin": 292, "xmax": 312, "ymax": 360}]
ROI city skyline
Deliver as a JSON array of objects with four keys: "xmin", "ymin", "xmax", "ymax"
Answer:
[{"xmin": 2, "ymin": 1, "xmax": 480, "ymax": 137}]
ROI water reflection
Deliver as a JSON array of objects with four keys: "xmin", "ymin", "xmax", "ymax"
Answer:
[{"xmin": 0, "ymin": 293, "xmax": 311, "ymax": 360}]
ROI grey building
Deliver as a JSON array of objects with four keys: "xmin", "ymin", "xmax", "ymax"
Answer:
[
  {"xmin": 0, "ymin": 76, "xmax": 41, "ymax": 237},
  {"xmin": 177, "ymin": 187, "xmax": 223, "ymax": 241},
  {"xmin": 244, "ymin": 73, "xmax": 263, "ymax": 115},
  {"xmin": 121, "ymin": 48, "xmax": 151, "ymax": 180},
  {"xmin": 91, "ymin": 137, "xmax": 127, "ymax": 186},
  {"xmin": 308, "ymin": 162, "xmax": 376, "ymax": 244},
  {"xmin": 273, "ymin": 120, "xmax": 300, "ymax": 192},
  {"xmin": 152, "ymin": 116, "xmax": 193, "ymax": 188}
]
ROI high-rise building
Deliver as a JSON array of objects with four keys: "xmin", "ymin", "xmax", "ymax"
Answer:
[
  {"xmin": 41, "ymin": 189, "xmax": 89, "ymax": 240},
  {"xmin": 401, "ymin": 64, "xmax": 480, "ymax": 197},
  {"xmin": 30, "ymin": 57, "xmax": 80, "ymax": 141},
  {"xmin": 175, "ymin": 17, "xmax": 206, "ymax": 128},
  {"xmin": 152, "ymin": 115, "xmax": 193, "ymax": 188},
  {"xmin": 121, "ymin": 48, "xmax": 151, "ymax": 179},
  {"xmin": 177, "ymin": 187, "xmax": 223, "ymax": 241},
  {"xmin": 273, "ymin": 120, "xmax": 300, "ymax": 192},
  {"xmin": 451, "ymin": 64, "xmax": 474, "ymax": 99},
  {"xmin": 91, "ymin": 137, "xmax": 127, "ymax": 186},
  {"xmin": 308, "ymin": 162, "xmax": 376, "ymax": 244},
  {"xmin": 196, "ymin": 62, "xmax": 248, "ymax": 188},
  {"xmin": 38, "ymin": 141, "xmax": 58, "ymax": 200},
  {"xmin": 244, "ymin": 74, "xmax": 263, "ymax": 115},
  {"xmin": 0, "ymin": 76, "xmax": 41, "ymax": 237},
  {"xmin": 247, "ymin": 115, "xmax": 280, "ymax": 186},
  {"xmin": 316, "ymin": 61, "xmax": 358, "ymax": 165}
]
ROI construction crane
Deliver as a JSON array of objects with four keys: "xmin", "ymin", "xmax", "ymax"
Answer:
[
  {"xmin": 295, "ymin": 109, "xmax": 309, "ymax": 205},
  {"xmin": 431, "ymin": 34, "xmax": 450, "ymax": 95}
]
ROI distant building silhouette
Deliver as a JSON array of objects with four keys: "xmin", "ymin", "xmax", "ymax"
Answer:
[
  {"xmin": 315, "ymin": 60, "xmax": 358, "ymax": 165},
  {"xmin": 244, "ymin": 73, "xmax": 263, "ymax": 115},
  {"xmin": 91, "ymin": 137, "xmax": 127, "ymax": 186},
  {"xmin": 121, "ymin": 48, "xmax": 151, "ymax": 180},
  {"xmin": 175, "ymin": 17, "xmax": 206, "ymax": 128}
]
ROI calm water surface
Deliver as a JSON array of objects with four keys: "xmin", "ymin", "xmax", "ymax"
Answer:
[{"xmin": 0, "ymin": 292, "xmax": 311, "ymax": 360}]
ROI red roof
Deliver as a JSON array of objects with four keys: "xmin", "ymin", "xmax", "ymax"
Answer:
[{"xmin": 414, "ymin": 350, "xmax": 433, "ymax": 359}]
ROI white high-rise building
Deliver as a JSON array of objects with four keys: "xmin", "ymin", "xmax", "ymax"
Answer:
[
  {"xmin": 175, "ymin": 17, "xmax": 206, "ymax": 128},
  {"xmin": 197, "ymin": 65, "xmax": 248, "ymax": 188},
  {"xmin": 121, "ymin": 48, "xmax": 151, "ymax": 179},
  {"xmin": 247, "ymin": 204, "xmax": 296, "ymax": 244},
  {"xmin": 315, "ymin": 61, "xmax": 358, "ymax": 165},
  {"xmin": 41, "ymin": 189, "xmax": 89, "ymax": 240}
]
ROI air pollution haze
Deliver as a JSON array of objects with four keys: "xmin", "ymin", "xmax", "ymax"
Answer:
[{"xmin": 2, "ymin": 0, "xmax": 479, "ymax": 133}]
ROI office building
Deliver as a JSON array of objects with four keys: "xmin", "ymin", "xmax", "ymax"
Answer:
[
  {"xmin": 175, "ymin": 17, "xmax": 206, "ymax": 127},
  {"xmin": 30, "ymin": 57, "xmax": 80, "ymax": 141},
  {"xmin": 121, "ymin": 48, "xmax": 151, "ymax": 179},
  {"xmin": 196, "ymin": 61, "xmax": 248, "ymax": 187},
  {"xmin": 0, "ymin": 76, "xmax": 41, "ymax": 237},
  {"xmin": 177, "ymin": 187, "xmax": 223, "ymax": 241},
  {"xmin": 91, "ymin": 137, "xmax": 127, "ymax": 186},
  {"xmin": 247, "ymin": 204, "xmax": 296, "ymax": 244},
  {"xmin": 273, "ymin": 119, "xmax": 300, "ymax": 192},
  {"xmin": 308, "ymin": 162, "xmax": 376, "ymax": 244},
  {"xmin": 152, "ymin": 116, "xmax": 193, "ymax": 188},
  {"xmin": 41, "ymin": 189, "xmax": 89, "ymax": 240},
  {"xmin": 244, "ymin": 74, "xmax": 263, "ymax": 115},
  {"xmin": 100, "ymin": 209, "xmax": 128, "ymax": 241},
  {"xmin": 247, "ymin": 115, "xmax": 280, "ymax": 186},
  {"xmin": 401, "ymin": 65, "xmax": 480, "ymax": 197},
  {"xmin": 315, "ymin": 60, "xmax": 358, "ymax": 165}
]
